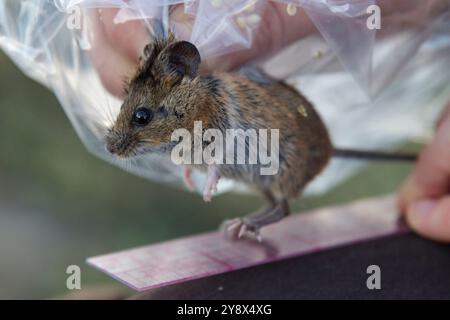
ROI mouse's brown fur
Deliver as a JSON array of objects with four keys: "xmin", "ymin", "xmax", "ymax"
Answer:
[
  {"xmin": 213, "ymin": 71, "xmax": 333, "ymax": 198},
  {"xmin": 106, "ymin": 35, "xmax": 333, "ymax": 240}
]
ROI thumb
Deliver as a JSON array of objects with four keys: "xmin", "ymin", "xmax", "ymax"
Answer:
[{"xmin": 405, "ymin": 197, "xmax": 450, "ymax": 243}]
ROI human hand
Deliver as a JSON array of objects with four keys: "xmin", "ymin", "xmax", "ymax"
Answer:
[
  {"xmin": 398, "ymin": 101, "xmax": 450, "ymax": 242},
  {"xmin": 89, "ymin": 0, "xmax": 450, "ymax": 98},
  {"xmin": 86, "ymin": 3, "xmax": 315, "ymax": 98},
  {"xmin": 87, "ymin": 1, "xmax": 447, "ymax": 98}
]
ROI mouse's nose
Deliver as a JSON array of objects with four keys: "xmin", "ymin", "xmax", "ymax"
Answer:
[
  {"xmin": 105, "ymin": 131, "xmax": 132, "ymax": 156},
  {"xmin": 106, "ymin": 141, "xmax": 117, "ymax": 154}
]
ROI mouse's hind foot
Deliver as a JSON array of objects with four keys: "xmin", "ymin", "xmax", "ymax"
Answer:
[
  {"xmin": 220, "ymin": 217, "xmax": 263, "ymax": 242},
  {"xmin": 220, "ymin": 195, "xmax": 290, "ymax": 242}
]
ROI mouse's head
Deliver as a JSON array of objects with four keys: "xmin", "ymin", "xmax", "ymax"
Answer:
[{"xmin": 106, "ymin": 37, "xmax": 212, "ymax": 158}]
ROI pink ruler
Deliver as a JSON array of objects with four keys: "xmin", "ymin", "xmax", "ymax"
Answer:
[{"xmin": 87, "ymin": 196, "xmax": 407, "ymax": 292}]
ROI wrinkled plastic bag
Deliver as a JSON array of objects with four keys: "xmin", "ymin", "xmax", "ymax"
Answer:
[{"xmin": 0, "ymin": 0, "xmax": 449, "ymax": 196}]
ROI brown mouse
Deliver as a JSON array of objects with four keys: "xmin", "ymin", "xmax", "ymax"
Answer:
[{"xmin": 105, "ymin": 34, "xmax": 416, "ymax": 241}]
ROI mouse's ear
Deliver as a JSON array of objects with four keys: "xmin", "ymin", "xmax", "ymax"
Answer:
[
  {"xmin": 139, "ymin": 43, "xmax": 156, "ymax": 68},
  {"xmin": 142, "ymin": 43, "xmax": 156, "ymax": 60},
  {"xmin": 159, "ymin": 41, "xmax": 201, "ymax": 79}
]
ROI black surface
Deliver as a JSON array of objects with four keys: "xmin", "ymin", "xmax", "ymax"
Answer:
[{"xmin": 132, "ymin": 233, "xmax": 450, "ymax": 300}]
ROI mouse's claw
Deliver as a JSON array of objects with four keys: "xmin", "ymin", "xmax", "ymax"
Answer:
[
  {"xmin": 239, "ymin": 223, "xmax": 262, "ymax": 242},
  {"xmin": 183, "ymin": 166, "xmax": 194, "ymax": 192},
  {"xmin": 238, "ymin": 223, "xmax": 247, "ymax": 239},
  {"xmin": 220, "ymin": 218, "xmax": 243, "ymax": 240},
  {"xmin": 203, "ymin": 190, "xmax": 212, "ymax": 202},
  {"xmin": 220, "ymin": 218, "xmax": 262, "ymax": 242},
  {"xmin": 203, "ymin": 165, "xmax": 220, "ymax": 202}
]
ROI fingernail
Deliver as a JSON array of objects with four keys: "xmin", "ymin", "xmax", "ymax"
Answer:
[{"xmin": 408, "ymin": 200, "xmax": 437, "ymax": 229}]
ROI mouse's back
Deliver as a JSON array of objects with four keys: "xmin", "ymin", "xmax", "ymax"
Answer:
[{"xmin": 213, "ymin": 68, "xmax": 333, "ymax": 198}]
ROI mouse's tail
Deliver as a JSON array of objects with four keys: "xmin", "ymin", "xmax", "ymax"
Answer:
[{"xmin": 333, "ymin": 148, "xmax": 418, "ymax": 162}]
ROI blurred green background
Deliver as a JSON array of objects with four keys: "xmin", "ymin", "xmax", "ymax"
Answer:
[{"xmin": 0, "ymin": 51, "xmax": 415, "ymax": 299}]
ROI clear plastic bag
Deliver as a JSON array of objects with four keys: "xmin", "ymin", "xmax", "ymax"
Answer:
[{"xmin": 1, "ymin": 0, "xmax": 449, "ymax": 195}]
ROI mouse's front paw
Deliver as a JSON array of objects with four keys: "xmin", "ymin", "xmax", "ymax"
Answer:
[
  {"xmin": 183, "ymin": 165, "xmax": 194, "ymax": 192},
  {"xmin": 220, "ymin": 218, "xmax": 262, "ymax": 242},
  {"xmin": 202, "ymin": 165, "xmax": 220, "ymax": 202}
]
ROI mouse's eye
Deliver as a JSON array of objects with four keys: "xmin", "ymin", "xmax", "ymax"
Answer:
[{"xmin": 132, "ymin": 107, "xmax": 153, "ymax": 127}]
